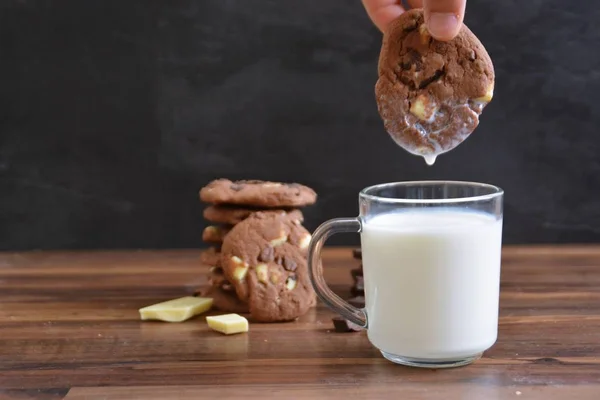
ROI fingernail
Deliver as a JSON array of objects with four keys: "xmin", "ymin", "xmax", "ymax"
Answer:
[{"xmin": 427, "ymin": 12, "xmax": 459, "ymax": 40}]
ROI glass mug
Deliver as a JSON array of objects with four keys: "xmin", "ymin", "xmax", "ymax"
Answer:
[{"xmin": 308, "ymin": 181, "xmax": 504, "ymax": 368}]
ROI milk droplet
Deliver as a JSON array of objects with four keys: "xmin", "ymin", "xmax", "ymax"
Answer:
[{"xmin": 424, "ymin": 154, "xmax": 437, "ymax": 166}]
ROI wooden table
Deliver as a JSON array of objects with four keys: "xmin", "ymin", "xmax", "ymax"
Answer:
[{"xmin": 1, "ymin": 247, "xmax": 599, "ymax": 399}]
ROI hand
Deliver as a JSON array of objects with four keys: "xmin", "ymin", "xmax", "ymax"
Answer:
[{"xmin": 361, "ymin": 0, "xmax": 466, "ymax": 41}]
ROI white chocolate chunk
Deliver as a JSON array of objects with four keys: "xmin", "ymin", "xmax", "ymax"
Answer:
[
  {"xmin": 270, "ymin": 270, "xmax": 281, "ymax": 284},
  {"xmin": 139, "ymin": 296, "xmax": 213, "ymax": 322},
  {"xmin": 256, "ymin": 263, "xmax": 269, "ymax": 284},
  {"xmin": 410, "ymin": 94, "xmax": 437, "ymax": 121},
  {"xmin": 231, "ymin": 255, "xmax": 247, "ymax": 266},
  {"xmin": 206, "ymin": 313, "xmax": 249, "ymax": 335},
  {"xmin": 298, "ymin": 233, "xmax": 312, "ymax": 250},
  {"xmin": 474, "ymin": 83, "xmax": 494, "ymax": 103},
  {"xmin": 285, "ymin": 276, "xmax": 297, "ymax": 290},
  {"xmin": 233, "ymin": 265, "xmax": 249, "ymax": 281},
  {"xmin": 269, "ymin": 231, "xmax": 288, "ymax": 247},
  {"xmin": 230, "ymin": 256, "xmax": 249, "ymax": 281},
  {"xmin": 419, "ymin": 23, "xmax": 431, "ymax": 45}
]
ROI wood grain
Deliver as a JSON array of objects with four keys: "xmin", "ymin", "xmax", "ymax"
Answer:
[{"xmin": 1, "ymin": 246, "xmax": 600, "ymax": 399}]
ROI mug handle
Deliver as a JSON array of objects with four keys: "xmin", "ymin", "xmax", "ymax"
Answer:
[{"xmin": 307, "ymin": 217, "xmax": 367, "ymax": 328}]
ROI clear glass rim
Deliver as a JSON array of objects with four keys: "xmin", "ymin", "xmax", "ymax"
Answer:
[{"xmin": 359, "ymin": 180, "xmax": 504, "ymax": 204}]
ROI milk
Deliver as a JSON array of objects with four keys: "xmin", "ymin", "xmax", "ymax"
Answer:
[{"xmin": 360, "ymin": 209, "xmax": 503, "ymax": 360}]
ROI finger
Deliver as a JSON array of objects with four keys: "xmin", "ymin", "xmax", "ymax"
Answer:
[
  {"xmin": 361, "ymin": 0, "xmax": 405, "ymax": 32},
  {"xmin": 423, "ymin": 0, "xmax": 466, "ymax": 41}
]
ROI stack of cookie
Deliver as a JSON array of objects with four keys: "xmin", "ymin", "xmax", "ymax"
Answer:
[
  {"xmin": 197, "ymin": 179, "xmax": 318, "ymax": 322},
  {"xmin": 349, "ymin": 248, "xmax": 365, "ymax": 308},
  {"xmin": 350, "ymin": 249, "xmax": 364, "ymax": 294},
  {"xmin": 331, "ymin": 248, "xmax": 365, "ymax": 333}
]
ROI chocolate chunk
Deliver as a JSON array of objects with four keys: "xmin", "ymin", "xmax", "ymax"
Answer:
[
  {"xmin": 352, "ymin": 248, "xmax": 362, "ymax": 259},
  {"xmin": 350, "ymin": 268, "xmax": 363, "ymax": 280},
  {"xmin": 401, "ymin": 49, "xmax": 423, "ymax": 71},
  {"xmin": 348, "ymin": 296, "xmax": 365, "ymax": 308},
  {"xmin": 283, "ymin": 256, "xmax": 297, "ymax": 272},
  {"xmin": 259, "ymin": 246, "xmax": 275, "ymax": 263},
  {"xmin": 351, "ymin": 276, "xmax": 364, "ymax": 296},
  {"xmin": 332, "ymin": 317, "xmax": 363, "ymax": 332},
  {"xmin": 285, "ymin": 275, "xmax": 297, "ymax": 290},
  {"xmin": 355, "ymin": 275, "xmax": 364, "ymax": 289}
]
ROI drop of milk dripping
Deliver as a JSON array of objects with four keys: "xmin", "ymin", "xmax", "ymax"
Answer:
[{"xmin": 423, "ymin": 154, "xmax": 437, "ymax": 166}]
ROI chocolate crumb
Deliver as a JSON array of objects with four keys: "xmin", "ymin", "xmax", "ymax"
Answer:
[
  {"xmin": 332, "ymin": 317, "xmax": 363, "ymax": 332},
  {"xmin": 351, "ymin": 276, "xmax": 364, "ymax": 296},
  {"xmin": 351, "ymin": 268, "xmax": 363, "ymax": 280},
  {"xmin": 348, "ymin": 296, "xmax": 365, "ymax": 308}
]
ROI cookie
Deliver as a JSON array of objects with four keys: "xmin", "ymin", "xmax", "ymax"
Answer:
[
  {"xmin": 203, "ymin": 205, "xmax": 304, "ymax": 226},
  {"xmin": 375, "ymin": 9, "xmax": 494, "ymax": 164},
  {"xmin": 196, "ymin": 285, "xmax": 249, "ymax": 314},
  {"xmin": 221, "ymin": 212, "xmax": 315, "ymax": 322},
  {"xmin": 202, "ymin": 225, "xmax": 231, "ymax": 243},
  {"xmin": 200, "ymin": 247, "xmax": 221, "ymax": 266},
  {"xmin": 200, "ymin": 179, "xmax": 317, "ymax": 208},
  {"xmin": 207, "ymin": 265, "xmax": 235, "ymax": 292}
]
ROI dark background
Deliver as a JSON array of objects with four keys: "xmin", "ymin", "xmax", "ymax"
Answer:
[{"xmin": 1, "ymin": 0, "xmax": 599, "ymax": 251}]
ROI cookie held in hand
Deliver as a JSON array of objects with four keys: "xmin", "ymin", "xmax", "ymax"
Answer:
[{"xmin": 375, "ymin": 9, "xmax": 494, "ymax": 164}]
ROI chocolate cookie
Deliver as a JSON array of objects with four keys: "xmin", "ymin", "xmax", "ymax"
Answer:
[
  {"xmin": 200, "ymin": 247, "xmax": 221, "ymax": 266},
  {"xmin": 207, "ymin": 265, "xmax": 235, "ymax": 292},
  {"xmin": 375, "ymin": 9, "xmax": 494, "ymax": 164},
  {"xmin": 202, "ymin": 225, "xmax": 231, "ymax": 243},
  {"xmin": 221, "ymin": 212, "xmax": 315, "ymax": 322},
  {"xmin": 196, "ymin": 285, "xmax": 249, "ymax": 314},
  {"xmin": 200, "ymin": 179, "xmax": 317, "ymax": 208},
  {"xmin": 203, "ymin": 205, "xmax": 304, "ymax": 226}
]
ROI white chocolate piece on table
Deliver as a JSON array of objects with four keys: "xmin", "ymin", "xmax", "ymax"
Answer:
[
  {"xmin": 206, "ymin": 313, "xmax": 249, "ymax": 335},
  {"xmin": 139, "ymin": 296, "xmax": 213, "ymax": 322}
]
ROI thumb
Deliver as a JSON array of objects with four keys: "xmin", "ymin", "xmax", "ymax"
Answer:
[{"xmin": 423, "ymin": 0, "xmax": 466, "ymax": 41}]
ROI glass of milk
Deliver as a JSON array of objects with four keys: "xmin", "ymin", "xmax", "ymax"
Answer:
[{"xmin": 307, "ymin": 181, "xmax": 503, "ymax": 368}]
